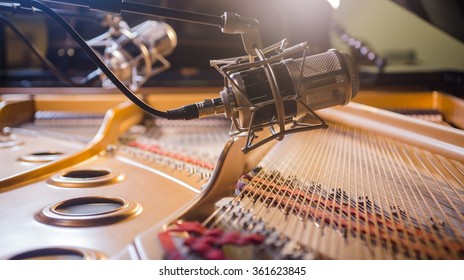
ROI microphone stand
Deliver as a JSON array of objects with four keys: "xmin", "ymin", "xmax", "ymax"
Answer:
[
  {"xmin": 0, "ymin": 0, "xmax": 263, "ymax": 55},
  {"xmin": 0, "ymin": 4, "xmax": 105, "ymax": 23}
]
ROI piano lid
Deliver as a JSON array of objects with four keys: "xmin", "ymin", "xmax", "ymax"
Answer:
[{"xmin": 332, "ymin": 0, "xmax": 464, "ymax": 72}]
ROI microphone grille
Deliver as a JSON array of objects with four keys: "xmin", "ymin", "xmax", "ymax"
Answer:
[
  {"xmin": 290, "ymin": 49, "xmax": 359, "ymax": 110},
  {"xmin": 341, "ymin": 51, "xmax": 360, "ymax": 98},
  {"xmin": 297, "ymin": 49, "xmax": 359, "ymax": 98},
  {"xmin": 300, "ymin": 50, "xmax": 342, "ymax": 77}
]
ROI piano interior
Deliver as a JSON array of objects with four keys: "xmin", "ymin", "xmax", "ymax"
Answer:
[{"xmin": 0, "ymin": 0, "xmax": 463, "ymax": 260}]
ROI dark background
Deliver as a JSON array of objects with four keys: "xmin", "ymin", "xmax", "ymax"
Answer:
[
  {"xmin": 0, "ymin": 0, "xmax": 333, "ymax": 87},
  {"xmin": 0, "ymin": 0, "xmax": 463, "ymax": 95}
]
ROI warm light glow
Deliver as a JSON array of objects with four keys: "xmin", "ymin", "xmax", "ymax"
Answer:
[{"xmin": 326, "ymin": 0, "xmax": 340, "ymax": 9}]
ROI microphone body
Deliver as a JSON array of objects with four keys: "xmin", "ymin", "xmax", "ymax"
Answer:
[
  {"xmin": 88, "ymin": 19, "xmax": 177, "ymax": 90},
  {"xmin": 220, "ymin": 49, "xmax": 359, "ymax": 129},
  {"xmin": 168, "ymin": 46, "xmax": 359, "ymax": 152}
]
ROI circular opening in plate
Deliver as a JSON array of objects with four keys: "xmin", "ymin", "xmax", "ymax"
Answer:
[
  {"xmin": 31, "ymin": 152, "xmax": 64, "ymax": 156},
  {"xmin": 53, "ymin": 197, "xmax": 125, "ymax": 216},
  {"xmin": 18, "ymin": 151, "xmax": 64, "ymax": 163},
  {"xmin": 62, "ymin": 169, "xmax": 111, "ymax": 179},
  {"xmin": 9, "ymin": 247, "xmax": 105, "ymax": 260},
  {"xmin": 36, "ymin": 196, "xmax": 142, "ymax": 227},
  {"xmin": 48, "ymin": 168, "xmax": 124, "ymax": 188}
]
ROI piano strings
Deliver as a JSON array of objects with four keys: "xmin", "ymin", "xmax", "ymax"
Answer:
[{"xmin": 160, "ymin": 121, "xmax": 464, "ymax": 259}]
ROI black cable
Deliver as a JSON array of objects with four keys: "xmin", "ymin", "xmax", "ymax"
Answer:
[
  {"xmin": 0, "ymin": 4, "xmax": 104, "ymax": 23},
  {"xmin": 120, "ymin": 1, "xmax": 223, "ymax": 28},
  {"xmin": 31, "ymin": 0, "xmax": 175, "ymax": 119},
  {"xmin": 0, "ymin": 13, "xmax": 78, "ymax": 86},
  {"xmin": 0, "ymin": 4, "xmax": 110, "ymax": 86}
]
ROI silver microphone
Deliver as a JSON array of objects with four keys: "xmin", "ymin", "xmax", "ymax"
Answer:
[
  {"xmin": 220, "ymin": 49, "xmax": 359, "ymax": 129},
  {"xmin": 169, "ymin": 46, "xmax": 358, "ymax": 152},
  {"xmin": 87, "ymin": 17, "xmax": 177, "ymax": 91}
]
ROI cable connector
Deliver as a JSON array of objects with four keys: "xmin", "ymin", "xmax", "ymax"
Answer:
[
  {"xmin": 196, "ymin": 98, "xmax": 225, "ymax": 118},
  {"xmin": 166, "ymin": 104, "xmax": 199, "ymax": 120},
  {"xmin": 166, "ymin": 98, "xmax": 225, "ymax": 120}
]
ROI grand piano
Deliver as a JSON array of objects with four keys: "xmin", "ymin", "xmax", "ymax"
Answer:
[{"xmin": 0, "ymin": 0, "xmax": 463, "ymax": 260}]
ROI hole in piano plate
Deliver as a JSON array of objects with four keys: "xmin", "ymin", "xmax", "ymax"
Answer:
[
  {"xmin": 18, "ymin": 151, "xmax": 65, "ymax": 163},
  {"xmin": 47, "ymin": 168, "xmax": 125, "ymax": 188},
  {"xmin": 8, "ymin": 247, "xmax": 105, "ymax": 260},
  {"xmin": 53, "ymin": 197, "xmax": 124, "ymax": 216},
  {"xmin": 62, "ymin": 169, "xmax": 111, "ymax": 179},
  {"xmin": 36, "ymin": 196, "xmax": 142, "ymax": 227}
]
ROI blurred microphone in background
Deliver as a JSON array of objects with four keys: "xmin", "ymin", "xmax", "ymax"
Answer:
[{"xmin": 86, "ymin": 15, "xmax": 177, "ymax": 91}]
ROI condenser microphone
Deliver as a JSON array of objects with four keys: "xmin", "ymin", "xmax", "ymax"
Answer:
[
  {"xmin": 219, "ymin": 49, "xmax": 359, "ymax": 129},
  {"xmin": 170, "ymin": 48, "xmax": 358, "ymax": 152},
  {"xmin": 87, "ymin": 19, "xmax": 177, "ymax": 90}
]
